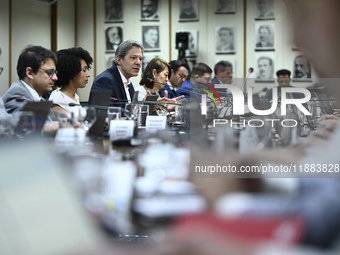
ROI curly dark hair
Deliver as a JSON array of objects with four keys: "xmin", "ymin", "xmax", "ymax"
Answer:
[{"xmin": 55, "ymin": 47, "xmax": 93, "ymax": 87}]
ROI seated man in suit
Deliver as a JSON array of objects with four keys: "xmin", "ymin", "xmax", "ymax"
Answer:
[
  {"xmin": 2, "ymin": 45, "xmax": 59, "ymax": 135},
  {"xmin": 91, "ymin": 40, "xmax": 143, "ymax": 108},
  {"xmin": 160, "ymin": 60, "xmax": 189, "ymax": 99},
  {"xmin": 210, "ymin": 60, "xmax": 233, "ymax": 91},
  {"xmin": 179, "ymin": 62, "xmax": 212, "ymax": 102}
]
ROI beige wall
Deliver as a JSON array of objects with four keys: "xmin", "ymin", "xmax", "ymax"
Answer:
[
  {"xmin": 0, "ymin": 0, "xmax": 10, "ymax": 96},
  {"xmin": 0, "ymin": 0, "xmax": 314, "ymax": 100},
  {"xmin": 11, "ymin": 0, "xmax": 52, "ymax": 85}
]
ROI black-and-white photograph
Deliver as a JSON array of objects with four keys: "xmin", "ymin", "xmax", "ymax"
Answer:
[
  {"xmin": 140, "ymin": 0, "xmax": 159, "ymax": 21},
  {"xmin": 105, "ymin": 0, "xmax": 123, "ymax": 23},
  {"xmin": 215, "ymin": 0, "xmax": 236, "ymax": 14},
  {"xmin": 142, "ymin": 25, "xmax": 160, "ymax": 52},
  {"xmin": 179, "ymin": 0, "xmax": 199, "ymax": 22},
  {"xmin": 142, "ymin": 55, "xmax": 158, "ymax": 73},
  {"xmin": 293, "ymin": 55, "xmax": 312, "ymax": 81},
  {"xmin": 215, "ymin": 27, "xmax": 235, "ymax": 54},
  {"xmin": 255, "ymin": 23, "xmax": 275, "ymax": 51},
  {"xmin": 255, "ymin": 54, "xmax": 275, "ymax": 81},
  {"xmin": 106, "ymin": 55, "xmax": 116, "ymax": 68},
  {"xmin": 255, "ymin": 0, "xmax": 275, "ymax": 20},
  {"xmin": 105, "ymin": 26, "xmax": 123, "ymax": 53}
]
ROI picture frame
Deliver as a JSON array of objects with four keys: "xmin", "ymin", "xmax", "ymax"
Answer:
[
  {"xmin": 255, "ymin": 23, "xmax": 275, "ymax": 51},
  {"xmin": 105, "ymin": 26, "xmax": 123, "ymax": 53},
  {"xmin": 255, "ymin": 53, "xmax": 275, "ymax": 82},
  {"xmin": 255, "ymin": 0, "xmax": 275, "ymax": 20},
  {"xmin": 292, "ymin": 55, "xmax": 312, "ymax": 82},
  {"xmin": 215, "ymin": 26, "xmax": 236, "ymax": 54},
  {"xmin": 106, "ymin": 55, "xmax": 116, "ymax": 68},
  {"xmin": 140, "ymin": 0, "xmax": 160, "ymax": 21},
  {"xmin": 104, "ymin": 0, "xmax": 123, "ymax": 23},
  {"xmin": 142, "ymin": 25, "xmax": 160, "ymax": 52},
  {"xmin": 214, "ymin": 0, "xmax": 236, "ymax": 14},
  {"xmin": 179, "ymin": 0, "xmax": 199, "ymax": 22}
]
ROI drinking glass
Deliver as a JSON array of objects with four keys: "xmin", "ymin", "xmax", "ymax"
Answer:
[
  {"xmin": 125, "ymin": 103, "xmax": 139, "ymax": 121},
  {"xmin": 173, "ymin": 105, "xmax": 184, "ymax": 125},
  {"xmin": 138, "ymin": 105, "xmax": 149, "ymax": 128},
  {"xmin": 58, "ymin": 111, "xmax": 75, "ymax": 129},
  {"xmin": 108, "ymin": 107, "xmax": 121, "ymax": 122},
  {"xmin": 156, "ymin": 104, "xmax": 168, "ymax": 116},
  {"xmin": 79, "ymin": 106, "xmax": 97, "ymax": 131}
]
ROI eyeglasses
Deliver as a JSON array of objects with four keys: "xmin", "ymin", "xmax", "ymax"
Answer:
[
  {"xmin": 176, "ymin": 71, "xmax": 187, "ymax": 79},
  {"xmin": 39, "ymin": 68, "xmax": 58, "ymax": 78},
  {"xmin": 202, "ymin": 76, "xmax": 212, "ymax": 82}
]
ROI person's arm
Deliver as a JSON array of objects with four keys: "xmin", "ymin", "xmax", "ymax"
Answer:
[{"xmin": 52, "ymin": 105, "xmax": 67, "ymax": 121}]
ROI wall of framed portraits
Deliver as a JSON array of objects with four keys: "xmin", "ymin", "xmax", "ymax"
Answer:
[{"xmin": 0, "ymin": 0, "xmax": 315, "ymax": 101}]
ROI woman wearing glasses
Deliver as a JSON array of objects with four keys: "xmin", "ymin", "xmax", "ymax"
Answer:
[{"xmin": 49, "ymin": 47, "xmax": 93, "ymax": 118}]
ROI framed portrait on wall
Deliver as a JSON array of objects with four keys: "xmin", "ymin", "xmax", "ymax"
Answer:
[
  {"xmin": 255, "ymin": 23, "xmax": 275, "ymax": 51},
  {"xmin": 106, "ymin": 55, "xmax": 116, "ymax": 68},
  {"xmin": 142, "ymin": 55, "xmax": 159, "ymax": 72},
  {"xmin": 215, "ymin": 27, "xmax": 235, "ymax": 54},
  {"xmin": 140, "ymin": 0, "xmax": 159, "ymax": 21},
  {"xmin": 105, "ymin": 0, "xmax": 123, "ymax": 23},
  {"xmin": 178, "ymin": 30, "xmax": 198, "ymax": 57},
  {"xmin": 255, "ymin": 0, "xmax": 275, "ymax": 20},
  {"xmin": 105, "ymin": 26, "xmax": 123, "ymax": 53},
  {"xmin": 215, "ymin": 0, "xmax": 236, "ymax": 14},
  {"xmin": 255, "ymin": 53, "xmax": 275, "ymax": 82},
  {"xmin": 179, "ymin": 0, "xmax": 199, "ymax": 22},
  {"xmin": 142, "ymin": 25, "xmax": 160, "ymax": 52},
  {"xmin": 292, "ymin": 55, "xmax": 312, "ymax": 81}
]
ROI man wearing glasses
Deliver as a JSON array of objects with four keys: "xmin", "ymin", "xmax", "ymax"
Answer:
[
  {"xmin": 2, "ymin": 45, "xmax": 59, "ymax": 133},
  {"xmin": 178, "ymin": 62, "xmax": 212, "ymax": 102},
  {"xmin": 160, "ymin": 60, "xmax": 189, "ymax": 99}
]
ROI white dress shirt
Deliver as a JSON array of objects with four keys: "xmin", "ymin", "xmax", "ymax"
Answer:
[{"xmin": 117, "ymin": 68, "xmax": 131, "ymax": 103}]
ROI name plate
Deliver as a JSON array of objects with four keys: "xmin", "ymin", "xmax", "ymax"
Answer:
[
  {"xmin": 109, "ymin": 120, "xmax": 134, "ymax": 140},
  {"xmin": 146, "ymin": 116, "xmax": 167, "ymax": 133}
]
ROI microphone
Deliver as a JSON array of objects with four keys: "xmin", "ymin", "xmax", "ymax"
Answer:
[
  {"xmin": 147, "ymin": 78, "xmax": 167, "ymax": 86},
  {"xmin": 110, "ymin": 97, "xmax": 129, "ymax": 102},
  {"xmin": 242, "ymin": 67, "xmax": 254, "ymax": 92},
  {"xmin": 68, "ymin": 103, "xmax": 81, "ymax": 107},
  {"xmin": 16, "ymin": 97, "xmax": 26, "ymax": 102}
]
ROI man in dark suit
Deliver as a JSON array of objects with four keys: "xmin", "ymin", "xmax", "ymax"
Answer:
[
  {"xmin": 160, "ymin": 60, "xmax": 189, "ymax": 99},
  {"xmin": 2, "ymin": 45, "xmax": 59, "ymax": 135},
  {"xmin": 210, "ymin": 60, "xmax": 233, "ymax": 90},
  {"xmin": 91, "ymin": 40, "xmax": 144, "ymax": 108}
]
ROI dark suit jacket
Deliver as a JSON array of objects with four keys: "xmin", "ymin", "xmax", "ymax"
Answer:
[
  {"xmin": 160, "ymin": 84, "xmax": 178, "ymax": 99},
  {"xmin": 91, "ymin": 65, "xmax": 135, "ymax": 108}
]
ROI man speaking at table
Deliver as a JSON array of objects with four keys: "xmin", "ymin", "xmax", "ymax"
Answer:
[{"xmin": 91, "ymin": 40, "xmax": 144, "ymax": 108}]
